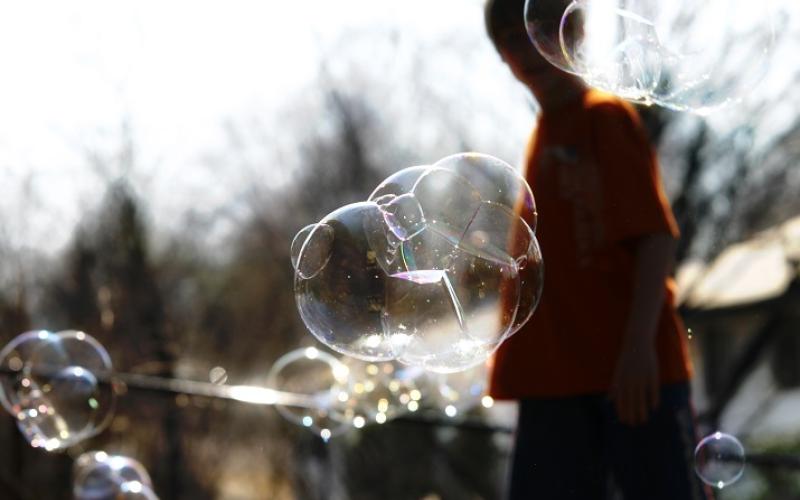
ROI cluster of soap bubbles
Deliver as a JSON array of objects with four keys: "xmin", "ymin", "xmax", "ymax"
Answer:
[
  {"xmin": 524, "ymin": 0, "xmax": 777, "ymax": 113},
  {"xmin": 333, "ymin": 356, "xmax": 425, "ymax": 427},
  {"xmin": 73, "ymin": 451, "xmax": 158, "ymax": 500},
  {"xmin": 694, "ymin": 431, "xmax": 746, "ymax": 490},
  {"xmin": 292, "ymin": 153, "xmax": 543, "ymax": 374},
  {"xmin": 0, "ymin": 330, "xmax": 115, "ymax": 451},
  {"xmin": 268, "ymin": 347, "xmax": 494, "ymax": 439}
]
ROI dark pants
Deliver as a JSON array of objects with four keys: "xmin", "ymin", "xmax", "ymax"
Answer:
[{"xmin": 508, "ymin": 383, "xmax": 711, "ymax": 500}]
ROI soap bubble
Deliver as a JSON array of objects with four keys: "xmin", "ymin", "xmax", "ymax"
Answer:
[
  {"xmin": 294, "ymin": 154, "xmax": 543, "ymax": 372},
  {"xmin": 369, "ymin": 165, "xmax": 429, "ymax": 201},
  {"xmin": 524, "ymin": 0, "xmax": 583, "ymax": 74},
  {"xmin": 294, "ymin": 203, "xmax": 400, "ymax": 361},
  {"xmin": 267, "ymin": 347, "xmax": 351, "ymax": 440},
  {"xmin": 293, "ymin": 223, "xmax": 335, "ymax": 280},
  {"xmin": 524, "ymin": 0, "xmax": 777, "ymax": 113},
  {"xmin": 430, "ymin": 153, "xmax": 537, "ymax": 231},
  {"xmin": 694, "ymin": 432, "xmax": 746, "ymax": 489},
  {"xmin": 333, "ymin": 358, "xmax": 423, "ymax": 425},
  {"xmin": 434, "ymin": 362, "xmax": 488, "ymax": 413},
  {"xmin": 117, "ymin": 481, "xmax": 159, "ymax": 500},
  {"xmin": 0, "ymin": 330, "xmax": 115, "ymax": 450},
  {"xmin": 73, "ymin": 451, "xmax": 156, "ymax": 500},
  {"xmin": 290, "ymin": 224, "xmax": 317, "ymax": 271},
  {"xmin": 208, "ymin": 366, "xmax": 228, "ymax": 385}
]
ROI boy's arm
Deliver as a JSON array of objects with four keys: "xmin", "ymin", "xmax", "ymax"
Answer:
[{"xmin": 610, "ymin": 232, "xmax": 676, "ymax": 425}]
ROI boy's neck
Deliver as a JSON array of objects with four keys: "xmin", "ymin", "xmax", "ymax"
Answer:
[{"xmin": 532, "ymin": 78, "xmax": 588, "ymax": 114}]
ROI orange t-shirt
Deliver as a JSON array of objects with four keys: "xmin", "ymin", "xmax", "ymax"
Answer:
[{"xmin": 489, "ymin": 90, "xmax": 692, "ymax": 399}]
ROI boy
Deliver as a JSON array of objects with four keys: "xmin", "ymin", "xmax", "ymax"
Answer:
[{"xmin": 484, "ymin": 0, "xmax": 709, "ymax": 498}]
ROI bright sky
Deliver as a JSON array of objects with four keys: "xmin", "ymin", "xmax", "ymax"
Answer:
[
  {"xmin": 1, "ymin": 0, "xmax": 796, "ymax": 258},
  {"xmin": 0, "ymin": 0, "xmax": 527, "ymax": 255}
]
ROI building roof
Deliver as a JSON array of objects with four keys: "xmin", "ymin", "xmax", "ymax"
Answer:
[{"xmin": 677, "ymin": 216, "xmax": 800, "ymax": 309}]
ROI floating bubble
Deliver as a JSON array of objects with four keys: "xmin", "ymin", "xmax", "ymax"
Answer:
[
  {"xmin": 333, "ymin": 358, "xmax": 422, "ymax": 425},
  {"xmin": 369, "ymin": 165, "xmax": 429, "ymax": 201},
  {"xmin": 267, "ymin": 347, "xmax": 351, "ymax": 440},
  {"xmin": 117, "ymin": 481, "xmax": 159, "ymax": 500},
  {"xmin": 73, "ymin": 451, "xmax": 155, "ymax": 500},
  {"xmin": 290, "ymin": 224, "xmax": 316, "ymax": 271},
  {"xmin": 524, "ymin": 0, "xmax": 777, "ymax": 113},
  {"xmin": 412, "ymin": 167, "xmax": 483, "ymax": 244},
  {"xmin": 209, "ymin": 366, "xmax": 228, "ymax": 385},
  {"xmin": 295, "ymin": 203, "xmax": 399, "ymax": 361},
  {"xmin": 694, "ymin": 432, "xmax": 746, "ymax": 489},
  {"xmin": 0, "ymin": 330, "xmax": 115, "ymax": 451},
  {"xmin": 434, "ymin": 363, "xmax": 488, "ymax": 413},
  {"xmin": 430, "ymin": 153, "xmax": 537, "ymax": 231},
  {"xmin": 293, "ymin": 223, "xmax": 335, "ymax": 280},
  {"xmin": 511, "ymin": 236, "xmax": 544, "ymax": 336},
  {"xmin": 524, "ymin": 0, "xmax": 583, "ymax": 74},
  {"xmin": 294, "ymin": 153, "xmax": 543, "ymax": 372},
  {"xmin": 376, "ymin": 193, "xmax": 426, "ymax": 241},
  {"xmin": 387, "ymin": 229, "xmax": 518, "ymax": 372}
]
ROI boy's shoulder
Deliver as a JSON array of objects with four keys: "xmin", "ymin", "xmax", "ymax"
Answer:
[{"xmin": 582, "ymin": 89, "xmax": 643, "ymax": 131}]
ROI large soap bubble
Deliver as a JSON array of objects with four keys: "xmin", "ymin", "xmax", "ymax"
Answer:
[
  {"xmin": 694, "ymin": 431, "xmax": 746, "ymax": 489},
  {"xmin": 267, "ymin": 347, "xmax": 351, "ymax": 441},
  {"xmin": 73, "ymin": 451, "xmax": 158, "ymax": 500},
  {"xmin": 293, "ymin": 153, "xmax": 543, "ymax": 373},
  {"xmin": 0, "ymin": 330, "xmax": 115, "ymax": 451},
  {"xmin": 524, "ymin": 0, "xmax": 777, "ymax": 113}
]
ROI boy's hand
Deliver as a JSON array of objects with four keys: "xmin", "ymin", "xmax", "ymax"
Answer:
[{"xmin": 610, "ymin": 341, "xmax": 660, "ymax": 425}]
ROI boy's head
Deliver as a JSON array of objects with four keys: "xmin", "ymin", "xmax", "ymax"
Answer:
[{"xmin": 485, "ymin": 0, "xmax": 584, "ymax": 99}]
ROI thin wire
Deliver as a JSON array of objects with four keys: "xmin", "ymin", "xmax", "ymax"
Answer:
[
  {"xmin": 0, "ymin": 366, "xmax": 323, "ymax": 410},
  {"xmin": 3, "ymin": 367, "xmax": 800, "ymax": 470}
]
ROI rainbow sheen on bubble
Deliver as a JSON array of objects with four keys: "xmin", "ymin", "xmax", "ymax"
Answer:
[
  {"xmin": 293, "ymin": 153, "xmax": 543, "ymax": 373},
  {"xmin": 524, "ymin": 0, "xmax": 777, "ymax": 114},
  {"xmin": 0, "ymin": 330, "xmax": 115, "ymax": 451},
  {"xmin": 694, "ymin": 432, "xmax": 746, "ymax": 489}
]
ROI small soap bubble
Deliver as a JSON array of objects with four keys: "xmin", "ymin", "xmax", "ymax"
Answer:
[
  {"xmin": 319, "ymin": 428, "xmax": 333, "ymax": 441},
  {"xmin": 0, "ymin": 330, "xmax": 115, "ymax": 451},
  {"xmin": 73, "ymin": 451, "xmax": 155, "ymax": 500},
  {"xmin": 524, "ymin": 0, "xmax": 583, "ymax": 74},
  {"xmin": 267, "ymin": 348, "xmax": 351, "ymax": 438},
  {"xmin": 694, "ymin": 432, "xmax": 746, "ymax": 489},
  {"xmin": 209, "ymin": 366, "xmax": 228, "ymax": 385},
  {"xmin": 117, "ymin": 481, "xmax": 159, "ymax": 500},
  {"xmin": 294, "ymin": 154, "xmax": 543, "ymax": 372},
  {"xmin": 290, "ymin": 224, "xmax": 316, "ymax": 271},
  {"xmin": 293, "ymin": 223, "xmax": 335, "ymax": 280}
]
